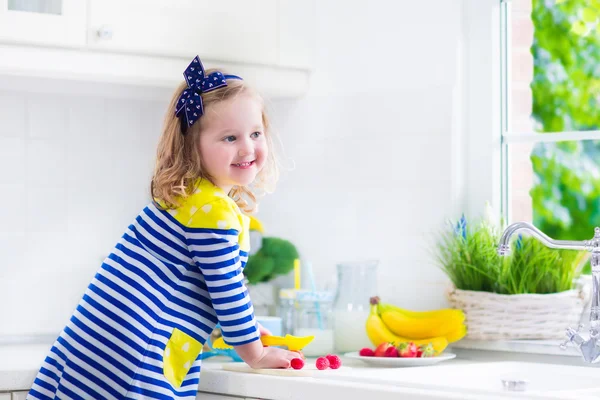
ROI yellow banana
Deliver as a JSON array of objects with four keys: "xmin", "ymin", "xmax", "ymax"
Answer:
[
  {"xmin": 366, "ymin": 300, "xmax": 449, "ymax": 355},
  {"xmin": 366, "ymin": 303, "xmax": 402, "ymax": 346},
  {"xmin": 380, "ymin": 309, "xmax": 464, "ymax": 339},
  {"xmin": 377, "ymin": 298, "xmax": 465, "ymax": 323},
  {"xmin": 445, "ymin": 324, "xmax": 467, "ymax": 343},
  {"xmin": 374, "ymin": 297, "xmax": 465, "ymax": 339}
]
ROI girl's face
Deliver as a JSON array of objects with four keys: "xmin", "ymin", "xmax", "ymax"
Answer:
[{"xmin": 198, "ymin": 92, "xmax": 268, "ymax": 193}]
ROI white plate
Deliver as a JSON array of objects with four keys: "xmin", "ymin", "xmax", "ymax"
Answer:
[{"xmin": 344, "ymin": 352, "xmax": 456, "ymax": 367}]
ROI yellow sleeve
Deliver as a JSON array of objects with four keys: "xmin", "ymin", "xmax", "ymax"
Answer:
[{"xmin": 185, "ymin": 198, "xmax": 242, "ymax": 232}]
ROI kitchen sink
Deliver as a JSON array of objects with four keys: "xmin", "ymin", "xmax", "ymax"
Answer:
[{"xmin": 320, "ymin": 361, "xmax": 600, "ymax": 399}]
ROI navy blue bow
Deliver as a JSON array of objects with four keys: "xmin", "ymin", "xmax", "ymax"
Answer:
[{"xmin": 175, "ymin": 56, "xmax": 242, "ymax": 131}]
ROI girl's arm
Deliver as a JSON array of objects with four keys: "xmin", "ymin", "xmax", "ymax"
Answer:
[{"xmin": 188, "ymin": 198, "xmax": 299, "ymax": 368}]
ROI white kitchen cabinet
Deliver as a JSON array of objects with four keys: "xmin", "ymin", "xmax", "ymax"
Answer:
[
  {"xmin": 0, "ymin": 393, "xmax": 9, "ymax": 400},
  {"xmin": 10, "ymin": 392, "xmax": 26, "ymax": 400},
  {"xmin": 87, "ymin": 0, "xmax": 278, "ymax": 66},
  {"xmin": 277, "ymin": 0, "xmax": 316, "ymax": 70},
  {"xmin": 0, "ymin": 0, "xmax": 86, "ymax": 47},
  {"xmin": 0, "ymin": 0, "xmax": 313, "ymax": 98}
]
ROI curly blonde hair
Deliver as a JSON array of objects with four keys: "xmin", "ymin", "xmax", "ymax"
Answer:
[{"xmin": 151, "ymin": 69, "xmax": 279, "ymax": 213}]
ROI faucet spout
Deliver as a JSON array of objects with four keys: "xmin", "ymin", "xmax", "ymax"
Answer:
[{"xmin": 497, "ymin": 222, "xmax": 589, "ymax": 256}]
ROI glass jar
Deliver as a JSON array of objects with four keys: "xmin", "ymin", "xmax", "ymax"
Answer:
[
  {"xmin": 278, "ymin": 289, "xmax": 297, "ymax": 336},
  {"xmin": 333, "ymin": 260, "xmax": 378, "ymax": 352},
  {"xmin": 294, "ymin": 290, "xmax": 334, "ymax": 357}
]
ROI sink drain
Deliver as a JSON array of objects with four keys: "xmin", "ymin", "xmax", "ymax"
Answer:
[{"xmin": 501, "ymin": 379, "xmax": 529, "ymax": 392}]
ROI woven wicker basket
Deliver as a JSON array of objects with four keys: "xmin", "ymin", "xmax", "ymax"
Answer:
[{"xmin": 446, "ymin": 284, "xmax": 590, "ymax": 340}]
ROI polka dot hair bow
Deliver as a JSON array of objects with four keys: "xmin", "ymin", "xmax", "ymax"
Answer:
[{"xmin": 175, "ymin": 55, "xmax": 242, "ymax": 133}]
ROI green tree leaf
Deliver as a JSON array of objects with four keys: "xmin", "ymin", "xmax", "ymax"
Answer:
[
  {"xmin": 582, "ymin": 7, "xmax": 598, "ymax": 23},
  {"xmin": 571, "ymin": 20, "xmax": 587, "ymax": 35}
]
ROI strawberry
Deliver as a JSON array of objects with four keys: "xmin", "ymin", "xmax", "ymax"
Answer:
[
  {"xmin": 397, "ymin": 342, "xmax": 418, "ymax": 358},
  {"xmin": 326, "ymin": 354, "xmax": 342, "ymax": 369},
  {"xmin": 315, "ymin": 357, "xmax": 330, "ymax": 370},
  {"xmin": 290, "ymin": 358, "xmax": 305, "ymax": 369},
  {"xmin": 383, "ymin": 346, "xmax": 399, "ymax": 357},
  {"xmin": 359, "ymin": 348, "xmax": 375, "ymax": 357},
  {"xmin": 374, "ymin": 342, "xmax": 395, "ymax": 357},
  {"xmin": 418, "ymin": 343, "xmax": 435, "ymax": 358}
]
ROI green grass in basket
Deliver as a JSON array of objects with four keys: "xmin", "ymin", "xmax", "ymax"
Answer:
[{"xmin": 435, "ymin": 217, "xmax": 587, "ymax": 295}]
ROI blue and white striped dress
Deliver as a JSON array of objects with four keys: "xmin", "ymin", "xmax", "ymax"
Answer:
[{"xmin": 28, "ymin": 179, "xmax": 260, "ymax": 400}]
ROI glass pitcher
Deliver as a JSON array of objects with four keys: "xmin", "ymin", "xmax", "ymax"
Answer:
[{"xmin": 332, "ymin": 260, "xmax": 378, "ymax": 352}]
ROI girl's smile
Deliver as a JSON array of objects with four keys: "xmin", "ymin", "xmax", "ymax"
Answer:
[{"xmin": 232, "ymin": 160, "xmax": 256, "ymax": 169}]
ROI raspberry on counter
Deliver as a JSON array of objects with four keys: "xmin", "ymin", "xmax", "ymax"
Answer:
[
  {"xmin": 290, "ymin": 358, "xmax": 305, "ymax": 370},
  {"xmin": 315, "ymin": 357, "xmax": 330, "ymax": 370},
  {"xmin": 325, "ymin": 354, "xmax": 341, "ymax": 369}
]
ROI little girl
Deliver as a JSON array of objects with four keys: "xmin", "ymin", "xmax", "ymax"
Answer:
[{"xmin": 28, "ymin": 56, "xmax": 299, "ymax": 400}]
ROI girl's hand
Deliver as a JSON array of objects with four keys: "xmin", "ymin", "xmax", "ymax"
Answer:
[
  {"xmin": 257, "ymin": 322, "xmax": 272, "ymax": 337},
  {"xmin": 235, "ymin": 323, "xmax": 303, "ymax": 368},
  {"xmin": 247, "ymin": 346, "xmax": 302, "ymax": 369},
  {"xmin": 255, "ymin": 322, "xmax": 305, "ymax": 360}
]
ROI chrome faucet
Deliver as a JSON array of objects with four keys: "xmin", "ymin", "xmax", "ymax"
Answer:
[{"xmin": 498, "ymin": 222, "xmax": 600, "ymax": 363}]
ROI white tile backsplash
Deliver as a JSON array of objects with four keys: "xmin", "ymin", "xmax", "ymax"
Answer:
[
  {"xmin": 0, "ymin": 184, "xmax": 26, "ymax": 234},
  {"xmin": 68, "ymin": 97, "xmax": 106, "ymax": 141},
  {"xmin": 0, "ymin": 94, "xmax": 26, "ymax": 138},
  {"xmin": 0, "ymin": 89, "xmax": 163, "ymax": 336},
  {"xmin": 0, "ymin": 233, "xmax": 26, "ymax": 280},
  {"xmin": 104, "ymin": 99, "xmax": 142, "ymax": 145},
  {"xmin": 26, "ymin": 185, "xmax": 68, "ymax": 233},
  {"xmin": 0, "ymin": 137, "xmax": 25, "ymax": 184},
  {"xmin": 28, "ymin": 95, "xmax": 68, "ymax": 139},
  {"xmin": 27, "ymin": 138, "xmax": 67, "ymax": 186}
]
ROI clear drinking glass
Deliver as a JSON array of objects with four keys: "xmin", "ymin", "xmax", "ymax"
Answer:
[
  {"xmin": 294, "ymin": 290, "xmax": 334, "ymax": 357},
  {"xmin": 332, "ymin": 260, "xmax": 378, "ymax": 352}
]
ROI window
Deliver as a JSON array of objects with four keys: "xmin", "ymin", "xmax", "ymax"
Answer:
[
  {"xmin": 502, "ymin": 0, "xmax": 600, "ymax": 247},
  {"xmin": 8, "ymin": 0, "xmax": 62, "ymax": 15}
]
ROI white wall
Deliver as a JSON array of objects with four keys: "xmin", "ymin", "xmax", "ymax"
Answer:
[
  {"xmin": 0, "ymin": 0, "xmax": 477, "ymax": 338},
  {"xmin": 0, "ymin": 80, "xmax": 169, "ymax": 337},
  {"xmin": 261, "ymin": 0, "xmax": 467, "ymax": 309}
]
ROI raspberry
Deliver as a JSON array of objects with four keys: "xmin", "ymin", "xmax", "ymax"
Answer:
[
  {"xmin": 325, "ymin": 354, "xmax": 341, "ymax": 369},
  {"xmin": 315, "ymin": 356, "xmax": 330, "ymax": 370},
  {"xmin": 290, "ymin": 357, "xmax": 304, "ymax": 370},
  {"xmin": 359, "ymin": 348, "xmax": 375, "ymax": 357}
]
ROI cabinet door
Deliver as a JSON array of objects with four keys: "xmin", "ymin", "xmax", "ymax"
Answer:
[
  {"xmin": 277, "ymin": 0, "xmax": 316, "ymax": 69},
  {"xmin": 88, "ymin": 0, "xmax": 278, "ymax": 65},
  {"xmin": 0, "ymin": 0, "xmax": 86, "ymax": 47},
  {"xmin": 0, "ymin": 393, "xmax": 9, "ymax": 400},
  {"xmin": 11, "ymin": 392, "xmax": 27, "ymax": 400}
]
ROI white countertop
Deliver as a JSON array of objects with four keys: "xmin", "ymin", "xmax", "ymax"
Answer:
[
  {"xmin": 0, "ymin": 343, "xmax": 469, "ymax": 399},
  {"xmin": 1, "ymin": 343, "xmax": 598, "ymax": 399},
  {"xmin": 451, "ymin": 339, "xmax": 581, "ymax": 357}
]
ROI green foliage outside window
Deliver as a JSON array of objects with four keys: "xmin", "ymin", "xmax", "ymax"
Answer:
[{"xmin": 531, "ymin": 0, "xmax": 600, "ymax": 262}]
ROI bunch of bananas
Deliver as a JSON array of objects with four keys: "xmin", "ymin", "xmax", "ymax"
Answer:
[{"xmin": 365, "ymin": 296, "xmax": 466, "ymax": 355}]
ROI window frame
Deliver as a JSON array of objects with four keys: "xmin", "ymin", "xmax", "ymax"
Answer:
[{"xmin": 463, "ymin": 0, "xmax": 504, "ymax": 220}]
